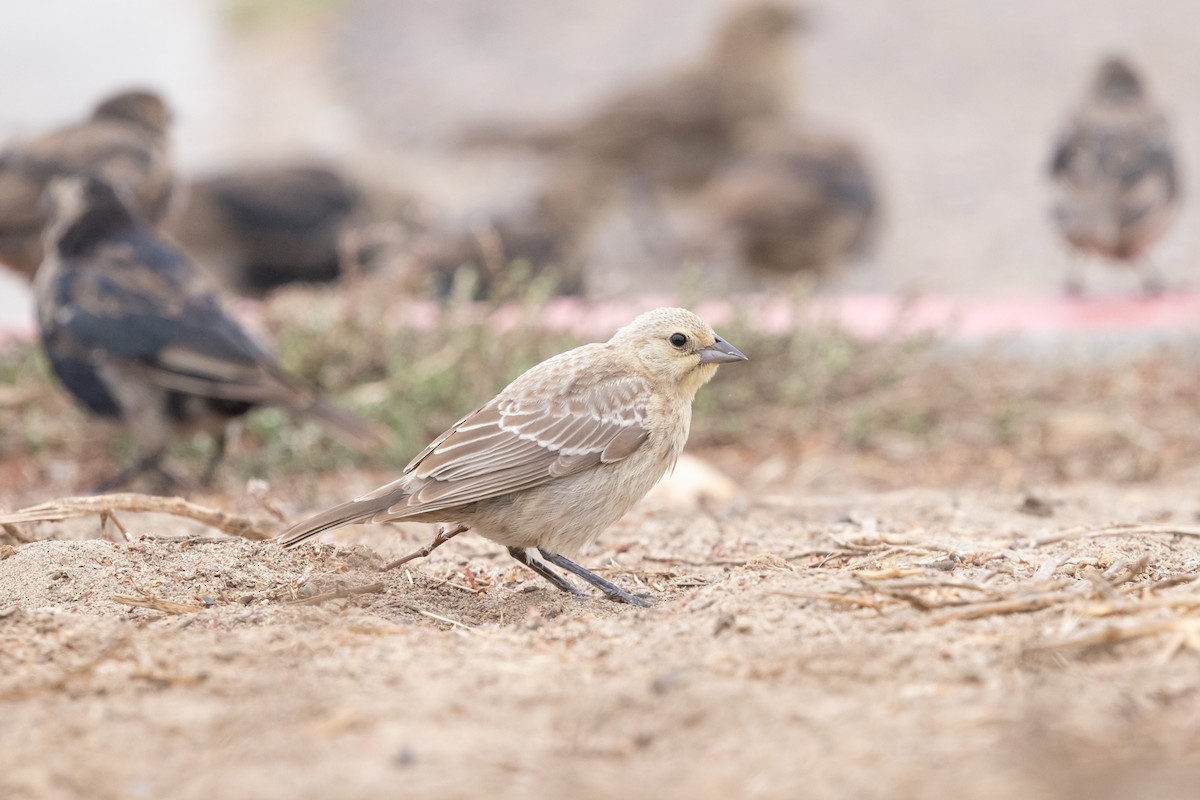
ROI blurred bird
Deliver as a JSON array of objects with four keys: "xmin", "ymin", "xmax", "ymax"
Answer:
[
  {"xmin": 1049, "ymin": 55, "xmax": 1179, "ymax": 295},
  {"xmin": 35, "ymin": 174, "xmax": 382, "ymax": 492},
  {"xmin": 465, "ymin": 2, "xmax": 803, "ymax": 194},
  {"xmin": 279, "ymin": 307, "xmax": 748, "ymax": 606},
  {"xmin": 168, "ymin": 164, "xmax": 367, "ymax": 296},
  {"xmin": 706, "ymin": 128, "xmax": 878, "ymax": 279},
  {"xmin": 0, "ymin": 88, "xmax": 175, "ymax": 279},
  {"xmin": 418, "ymin": 171, "xmax": 598, "ymax": 298}
]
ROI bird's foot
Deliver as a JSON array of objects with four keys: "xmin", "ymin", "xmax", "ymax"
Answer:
[
  {"xmin": 536, "ymin": 549, "xmax": 654, "ymax": 608},
  {"xmin": 508, "ymin": 547, "xmax": 588, "ymax": 598}
]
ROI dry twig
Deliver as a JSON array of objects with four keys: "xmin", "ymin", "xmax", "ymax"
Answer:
[{"xmin": 0, "ymin": 494, "xmax": 275, "ymax": 540}]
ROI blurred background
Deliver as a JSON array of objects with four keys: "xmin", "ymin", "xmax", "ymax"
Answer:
[{"xmin": 2, "ymin": 0, "xmax": 1198, "ymax": 324}]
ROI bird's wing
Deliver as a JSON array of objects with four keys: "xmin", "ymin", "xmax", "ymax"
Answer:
[
  {"xmin": 1048, "ymin": 128, "xmax": 1078, "ymax": 179},
  {"xmin": 1109, "ymin": 130, "xmax": 1179, "ymax": 226},
  {"xmin": 52, "ymin": 233, "xmax": 297, "ymax": 405},
  {"xmin": 368, "ymin": 371, "xmax": 653, "ymax": 516}
]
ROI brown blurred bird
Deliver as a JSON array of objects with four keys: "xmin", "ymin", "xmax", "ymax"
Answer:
[
  {"xmin": 35, "ymin": 174, "xmax": 381, "ymax": 492},
  {"xmin": 168, "ymin": 164, "xmax": 365, "ymax": 296},
  {"xmin": 706, "ymin": 127, "xmax": 878, "ymax": 279},
  {"xmin": 1049, "ymin": 55, "xmax": 1179, "ymax": 295},
  {"xmin": 0, "ymin": 88, "xmax": 175, "ymax": 279},
  {"xmin": 418, "ymin": 171, "xmax": 599, "ymax": 298},
  {"xmin": 279, "ymin": 307, "xmax": 748, "ymax": 606},
  {"xmin": 465, "ymin": 2, "xmax": 803, "ymax": 194}
]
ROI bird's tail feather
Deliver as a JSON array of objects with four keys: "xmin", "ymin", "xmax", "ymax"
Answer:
[
  {"xmin": 118, "ymin": 360, "xmax": 389, "ymax": 451},
  {"xmin": 277, "ymin": 492, "xmax": 401, "ymax": 548}
]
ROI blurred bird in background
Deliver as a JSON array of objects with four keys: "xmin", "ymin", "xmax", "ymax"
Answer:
[
  {"xmin": 456, "ymin": 2, "xmax": 810, "ymax": 294},
  {"xmin": 35, "ymin": 174, "xmax": 382, "ymax": 492},
  {"xmin": 417, "ymin": 168, "xmax": 602, "ymax": 299},
  {"xmin": 704, "ymin": 127, "xmax": 878, "ymax": 281},
  {"xmin": 280, "ymin": 307, "xmax": 748, "ymax": 606},
  {"xmin": 1048, "ymin": 55, "xmax": 1180, "ymax": 296},
  {"xmin": 0, "ymin": 89, "xmax": 175, "ymax": 280},
  {"xmin": 525, "ymin": 1, "xmax": 802, "ymax": 193},
  {"xmin": 167, "ymin": 163, "xmax": 377, "ymax": 297}
]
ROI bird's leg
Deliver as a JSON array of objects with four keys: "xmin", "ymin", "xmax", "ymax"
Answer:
[
  {"xmin": 200, "ymin": 432, "xmax": 227, "ymax": 488},
  {"xmin": 94, "ymin": 449, "xmax": 167, "ymax": 494},
  {"xmin": 507, "ymin": 547, "xmax": 587, "ymax": 598},
  {"xmin": 537, "ymin": 549, "xmax": 653, "ymax": 608},
  {"xmin": 380, "ymin": 524, "xmax": 469, "ymax": 571}
]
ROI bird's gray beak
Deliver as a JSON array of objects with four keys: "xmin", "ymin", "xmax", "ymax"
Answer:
[{"xmin": 698, "ymin": 337, "xmax": 748, "ymax": 365}]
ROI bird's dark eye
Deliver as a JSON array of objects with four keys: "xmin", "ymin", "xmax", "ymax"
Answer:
[{"xmin": 669, "ymin": 333, "xmax": 688, "ymax": 348}]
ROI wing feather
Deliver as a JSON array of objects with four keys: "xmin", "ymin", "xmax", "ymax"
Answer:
[{"xmin": 389, "ymin": 371, "xmax": 653, "ymax": 517}]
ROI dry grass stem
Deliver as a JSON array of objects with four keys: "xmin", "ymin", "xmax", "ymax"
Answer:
[
  {"xmin": 1029, "ymin": 524, "xmax": 1200, "ymax": 547},
  {"xmin": 928, "ymin": 591, "xmax": 1079, "ymax": 624},
  {"xmin": 768, "ymin": 591, "xmax": 884, "ymax": 611},
  {"xmin": 1024, "ymin": 616, "xmax": 1200, "ymax": 655},
  {"xmin": 111, "ymin": 594, "xmax": 204, "ymax": 615},
  {"xmin": 392, "ymin": 601, "xmax": 475, "ymax": 630},
  {"xmin": 287, "ymin": 582, "xmax": 385, "ymax": 606}
]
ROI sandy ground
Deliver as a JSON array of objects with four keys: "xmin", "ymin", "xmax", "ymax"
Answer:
[
  {"xmin": 4, "ymin": 475, "xmax": 1200, "ymax": 800},
  {"xmin": 4, "ymin": 4, "xmax": 1200, "ymax": 797}
]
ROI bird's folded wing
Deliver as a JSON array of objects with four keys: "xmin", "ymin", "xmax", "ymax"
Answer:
[
  {"xmin": 56, "ymin": 244, "xmax": 299, "ymax": 405},
  {"xmin": 1115, "ymin": 134, "xmax": 1178, "ymax": 212},
  {"xmin": 369, "ymin": 373, "xmax": 653, "ymax": 516}
]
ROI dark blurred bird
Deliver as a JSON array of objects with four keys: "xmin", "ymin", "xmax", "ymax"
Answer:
[
  {"xmin": 279, "ymin": 307, "xmax": 747, "ymax": 606},
  {"xmin": 706, "ymin": 128, "xmax": 878, "ymax": 279},
  {"xmin": 1049, "ymin": 55, "xmax": 1179, "ymax": 295},
  {"xmin": 35, "ymin": 174, "xmax": 382, "ymax": 491},
  {"xmin": 168, "ymin": 164, "xmax": 366, "ymax": 296},
  {"xmin": 0, "ymin": 88, "xmax": 175, "ymax": 280},
  {"xmin": 465, "ymin": 2, "xmax": 803, "ymax": 194}
]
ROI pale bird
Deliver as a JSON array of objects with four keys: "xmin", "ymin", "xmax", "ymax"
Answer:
[{"xmin": 279, "ymin": 307, "xmax": 748, "ymax": 607}]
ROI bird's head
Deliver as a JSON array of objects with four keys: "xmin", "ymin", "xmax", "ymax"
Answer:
[
  {"xmin": 92, "ymin": 89, "xmax": 172, "ymax": 136},
  {"xmin": 716, "ymin": 2, "xmax": 804, "ymax": 57},
  {"xmin": 612, "ymin": 307, "xmax": 748, "ymax": 397},
  {"xmin": 1091, "ymin": 56, "xmax": 1146, "ymax": 105},
  {"xmin": 42, "ymin": 174, "xmax": 140, "ymax": 259}
]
